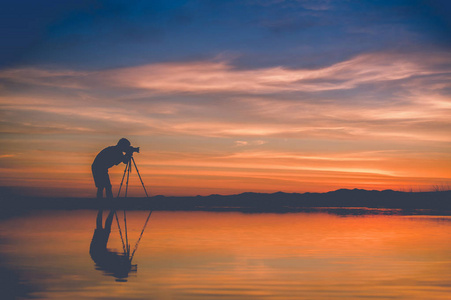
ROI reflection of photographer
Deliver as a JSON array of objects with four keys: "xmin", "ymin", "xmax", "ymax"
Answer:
[
  {"xmin": 92, "ymin": 138, "xmax": 139, "ymax": 199},
  {"xmin": 90, "ymin": 209, "xmax": 136, "ymax": 281}
]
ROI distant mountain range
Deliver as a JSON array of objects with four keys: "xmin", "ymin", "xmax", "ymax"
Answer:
[{"xmin": 1, "ymin": 188, "xmax": 450, "ymax": 215}]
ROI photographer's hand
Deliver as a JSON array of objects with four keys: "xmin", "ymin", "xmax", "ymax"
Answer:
[{"xmin": 123, "ymin": 153, "xmax": 132, "ymax": 164}]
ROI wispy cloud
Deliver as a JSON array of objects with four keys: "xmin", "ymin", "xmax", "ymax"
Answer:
[
  {"xmin": 1, "ymin": 52, "xmax": 449, "ymax": 94},
  {"xmin": 97, "ymin": 51, "xmax": 450, "ymax": 93},
  {"xmin": 1, "ymin": 51, "xmax": 449, "ymax": 140}
]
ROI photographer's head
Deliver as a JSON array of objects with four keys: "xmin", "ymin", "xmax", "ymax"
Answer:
[{"xmin": 117, "ymin": 138, "xmax": 131, "ymax": 151}]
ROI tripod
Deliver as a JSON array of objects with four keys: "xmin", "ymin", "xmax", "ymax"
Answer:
[
  {"xmin": 117, "ymin": 155, "xmax": 149, "ymax": 198},
  {"xmin": 114, "ymin": 154, "xmax": 152, "ymax": 263}
]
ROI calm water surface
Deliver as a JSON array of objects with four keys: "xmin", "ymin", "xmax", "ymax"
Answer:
[{"xmin": 1, "ymin": 210, "xmax": 450, "ymax": 299}]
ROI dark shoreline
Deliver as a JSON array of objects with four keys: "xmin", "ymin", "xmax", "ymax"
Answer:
[{"xmin": 1, "ymin": 189, "xmax": 450, "ymax": 216}]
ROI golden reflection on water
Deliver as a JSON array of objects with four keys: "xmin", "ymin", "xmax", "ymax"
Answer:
[{"xmin": 1, "ymin": 210, "xmax": 450, "ymax": 299}]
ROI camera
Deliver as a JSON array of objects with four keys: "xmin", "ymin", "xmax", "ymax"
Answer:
[{"xmin": 126, "ymin": 146, "xmax": 140, "ymax": 155}]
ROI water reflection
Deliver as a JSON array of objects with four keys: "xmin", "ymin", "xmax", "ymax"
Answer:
[
  {"xmin": 89, "ymin": 209, "xmax": 152, "ymax": 282},
  {"xmin": 1, "ymin": 210, "xmax": 450, "ymax": 299}
]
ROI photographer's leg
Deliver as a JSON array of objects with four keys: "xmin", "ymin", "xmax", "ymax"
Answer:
[
  {"xmin": 96, "ymin": 187, "xmax": 103, "ymax": 199},
  {"xmin": 106, "ymin": 186, "xmax": 113, "ymax": 199},
  {"xmin": 105, "ymin": 210, "xmax": 115, "ymax": 231},
  {"xmin": 96, "ymin": 209, "xmax": 103, "ymax": 229},
  {"xmin": 105, "ymin": 172, "xmax": 113, "ymax": 199}
]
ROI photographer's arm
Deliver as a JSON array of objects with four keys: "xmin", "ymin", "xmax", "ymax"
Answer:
[
  {"xmin": 112, "ymin": 150, "xmax": 129, "ymax": 166},
  {"xmin": 123, "ymin": 153, "xmax": 131, "ymax": 164}
]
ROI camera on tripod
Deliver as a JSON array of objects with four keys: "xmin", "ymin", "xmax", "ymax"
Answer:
[
  {"xmin": 126, "ymin": 146, "xmax": 140, "ymax": 155},
  {"xmin": 118, "ymin": 145, "xmax": 150, "ymax": 199}
]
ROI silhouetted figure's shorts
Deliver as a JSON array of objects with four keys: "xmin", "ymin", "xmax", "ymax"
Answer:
[{"xmin": 92, "ymin": 167, "xmax": 112, "ymax": 188}]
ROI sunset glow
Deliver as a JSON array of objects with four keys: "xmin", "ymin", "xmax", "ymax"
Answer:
[{"xmin": 1, "ymin": 1, "xmax": 450, "ymax": 197}]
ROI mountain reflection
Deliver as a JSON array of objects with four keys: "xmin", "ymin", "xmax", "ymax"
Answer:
[{"xmin": 89, "ymin": 209, "xmax": 152, "ymax": 282}]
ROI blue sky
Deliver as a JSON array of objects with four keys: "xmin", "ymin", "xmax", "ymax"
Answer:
[{"xmin": 2, "ymin": 0, "xmax": 450, "ymax": 70}]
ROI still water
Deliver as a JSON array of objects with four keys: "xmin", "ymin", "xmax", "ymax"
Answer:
[{"xmin": 1, "ymin": 210, "xmax": 450, "ymax": 299}]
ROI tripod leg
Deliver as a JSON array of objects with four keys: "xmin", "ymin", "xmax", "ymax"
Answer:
[
  {"xmin": 125, "ymin": 159, "xmax": 131, "ymax": 198},
  {"xmin": 131, "ymin": 157, "xmax": 150, "ymax": 197},
  {"xmin": 117, "ymin": 160, "xmax": 130, "ymax": 198},
  {"xmin": 114, "ymin": 210, "xmax": 127, "ymax": 255},
  {"xmin": 123, "ymin": 210, "xmax": 130, "ymax": 257}
]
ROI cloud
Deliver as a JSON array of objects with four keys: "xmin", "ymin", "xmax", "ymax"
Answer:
[
  {"xmin": 2, "ymin": 52, "xmax": 449, "ymax": 94},
  {"xmin": 0, "ymin": 68, "xmax": 90, "ymax": 89},
  {"xmin": 234, "ymin": 140, "xmax": 267, "ymax": 147},
  {"xmin": 0, "ymin": 51, "xmax": 450, "ymax": 143},
  {"xmin": 102, "ymin": 52, "xmax": 450, "ymax": 94}
]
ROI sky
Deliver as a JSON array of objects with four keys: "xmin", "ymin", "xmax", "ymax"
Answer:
[{"xmin": 0, "ymin": 0, "xmax": 450, "ymax": 197}]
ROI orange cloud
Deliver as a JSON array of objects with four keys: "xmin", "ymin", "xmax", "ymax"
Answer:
[{"xmin": 1, "ymin": 52, "xmax": 449, "ymax": 93}]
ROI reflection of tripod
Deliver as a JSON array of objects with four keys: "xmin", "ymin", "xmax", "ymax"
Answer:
[{"xmin": 117, "ymin": 155, "xmax": 149, "ymax": 198}]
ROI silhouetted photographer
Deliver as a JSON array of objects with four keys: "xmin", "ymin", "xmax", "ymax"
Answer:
[{"xmin": 92, "ymin": 138, "xmax": 139, "ymax": 199}]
